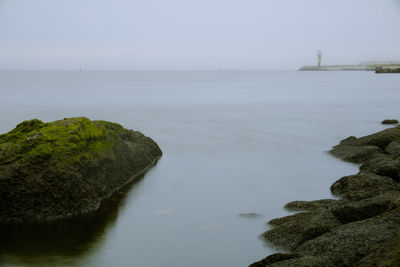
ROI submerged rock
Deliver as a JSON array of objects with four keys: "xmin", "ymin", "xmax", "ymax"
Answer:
[
  {"xmin": 239, "ymin": 213, "xmax": 263, "ymax": 218},
  {"xmin": 0, "ymin": 117, "xmax": 162, "ymax": 222},
  {"xmin": 381, "ymin": 119, "xmax": 399, "ymax": 125}
]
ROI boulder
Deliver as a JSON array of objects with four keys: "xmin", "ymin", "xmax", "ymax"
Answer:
[
  {"xmin": 385, "ymin": 140, "xmax": 400, "ymax": 159},
  {"xmin": 360, "ymin": 155, "xmax": 400, "ymax": 181},
  {"xmin": 330, "ymin": 192, "xmax": 398, "ymax": 224},
  {"xmin": 294, "ymin": 209, "xmax": 400, "ymax": 266},
  {"xmin": 330, "ymin": 144, "xmax": 383, "ymax": 163},
  {"xmin": 330, "ymin": 127, "xmax": 400, "ymax": 163},
  {"xmin": 330, "ymin": 172, "xmax": 397, "ymax": 201},
  {"xmin": 263, "ymin": 209, "xmax": 341, "ymax": 251},
  {"xmin": 354, "ymin": 126, "xmax": 400, "ymax": 149},
  {"xmin": 0, "ymin": 117, "xmax": 162, "ymax": 222}
]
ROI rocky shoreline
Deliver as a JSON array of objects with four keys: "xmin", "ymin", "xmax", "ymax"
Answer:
[
  {"xmin": 0, "ymin": 117, "xmax": 162, "ymax": 223},
  {"xmin": 376, "ymin": 67, "xmax": 400, "ymax": 74},
  {"xmin": 251, "ymin": 123, "xmax": 400, "ymax": 266}
]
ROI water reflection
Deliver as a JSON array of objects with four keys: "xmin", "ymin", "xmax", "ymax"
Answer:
[{"xmin": 0, "ymin": 175, "xmax": 146, "ymax": 265}]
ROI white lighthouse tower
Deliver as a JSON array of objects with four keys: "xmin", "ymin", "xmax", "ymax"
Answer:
[{"xmin": 317, "ymin": 50, "xmax": 322, "ymax": 67}]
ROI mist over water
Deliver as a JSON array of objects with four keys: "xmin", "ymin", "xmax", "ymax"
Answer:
[
  {"xmin": 0, "ymin": 71, "xmax": 400, "ymax": 266},
  {"xmin": 0, "ymin": 0, "xmax": 399, "ymax": 70}
]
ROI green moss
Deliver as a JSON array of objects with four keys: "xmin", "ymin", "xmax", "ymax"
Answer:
[
  {"xmin": 0, "ymin": 119, "xmax": 44, "ymax": 143},
  {"xmin": 0, "ymin": 116, "xmax": 162, "ymax": 223},
  {"xmin": 0, "ymin": 117, "xmax": 119, "ymax": 168}
]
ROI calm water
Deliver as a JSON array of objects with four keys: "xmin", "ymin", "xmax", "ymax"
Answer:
[{"xmin": 0, "ymin": 71, "xmax": 399, "ymax": 266}]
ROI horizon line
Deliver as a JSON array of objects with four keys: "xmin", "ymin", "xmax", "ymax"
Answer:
[{"xmin": 0, "ymin": 68, "xmax": 299, "ymax": 72}]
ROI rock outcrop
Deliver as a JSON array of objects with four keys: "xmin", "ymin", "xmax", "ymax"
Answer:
[
  {"xmin": 381, "ymin": 119, "xmax": 399, "ymax": 125},
  {"xmin": 0, "ymin": 117, "xmax": 162, "ymax": 223},
  {"xmin": 251, "ymin": 125, "xmax": 400, "ymax": 266}
]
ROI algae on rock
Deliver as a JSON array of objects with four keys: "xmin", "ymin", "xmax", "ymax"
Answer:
[{"xmin": 0, "ymin": 117, "xmax": 162, "ymax": 223}]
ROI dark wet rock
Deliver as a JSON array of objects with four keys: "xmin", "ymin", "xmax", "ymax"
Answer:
[
  {"xmin": 330, "ymin": 192, "xmax": 397, "ymax": 224},
  {"xmin": 251, "ymin": 255, "xmax": 332, "ymax": 267},
  {"xmin": 295, "ymin": 209, "xmax": 400, "ymax": 266},
  {"xmin": 252, "ymin": 124, "xmax": 400, "ymax": 266},
  {"xmin": 339, "ymin": 135, "xmax": 357, "ymax": 144},
  {"xmin": 360, "ymin": 155, "xmax": 400, "ymax": 181},
  {"xmin": 381, "ymin": 119, "xmax": 399, "ymax": 125},
  {"xmin": 263, "ymin": 209, "xmax": 341, "ymax": 251},
  {"xmin": 331, "ymin": 171, "xmax": 397, "ymax": 201},
  {"xmin": 249, "ymin": 253, "xmax": 298, "ymax": 267},
  {"xmin": 330, "ymin": 127, "xmax": 400, "ymax": 163},
  {"xmin": 267, "ymin": 256, "xmax": 333, "ymax": 267},
  {"xmin": 388, "ymin": 194, "xmax": 400, "ymax": 210},
  {"xmin": 385, "ymin": 140, "xmax": 400, "ymax": 159},
  {"xmin": 356, "ymin": 231, "xmax": 400, "ymax": 267},
  {"xmin": 330, "ymin": 144, "xmax": 384, "ymax": 163},
  {"xmin": 0, "ymin": 117, "xmax": 162, "ymax": 223},
  {"xmin": 355, "ymin": 126, "xmax": 400, "ymax": 149},
  {"xmin": 285, "ymin": 199, "xmax": 346, "ymax": 211}
]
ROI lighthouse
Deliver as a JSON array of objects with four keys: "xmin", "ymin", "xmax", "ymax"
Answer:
[{"xmin": 317, "ymin": 50, "xmax": 322, "ymax": 67}]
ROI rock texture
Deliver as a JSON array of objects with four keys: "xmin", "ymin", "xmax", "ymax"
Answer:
[
  {"xmin": 251, "ymin": 125, "xmax": 400, "ymax": 266},
  {"xmin": 381, "ymin": 119, "xmax": 399, "ymax": 125},
  {"xmin": 0, "ymin": 117, "xmax": 162, "ymax": 223}
]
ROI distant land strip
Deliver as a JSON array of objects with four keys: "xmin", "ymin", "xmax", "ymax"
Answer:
[{"xmin": 299, "ymin": 61, "xmax": 400, "ymax": 72}]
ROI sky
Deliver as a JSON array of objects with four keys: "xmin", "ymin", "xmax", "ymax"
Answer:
[{"xmin": 0, "ymin": 0, "xmax": 400, "ymax": 70}]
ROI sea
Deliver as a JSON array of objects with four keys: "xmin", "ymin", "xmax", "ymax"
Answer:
[{"xmin": 0, "ymin": 70, "xmax": 399, "ymax": 267}]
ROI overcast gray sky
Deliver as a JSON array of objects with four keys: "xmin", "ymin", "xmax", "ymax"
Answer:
[{"xmin": 0, "ymin": 0, "xmax": 400, "ymax": 70}]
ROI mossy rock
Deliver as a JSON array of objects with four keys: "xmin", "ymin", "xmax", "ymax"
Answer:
[{"xmin": 0, "ymin": 117, "xmax": 162, "ymax": 222}]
